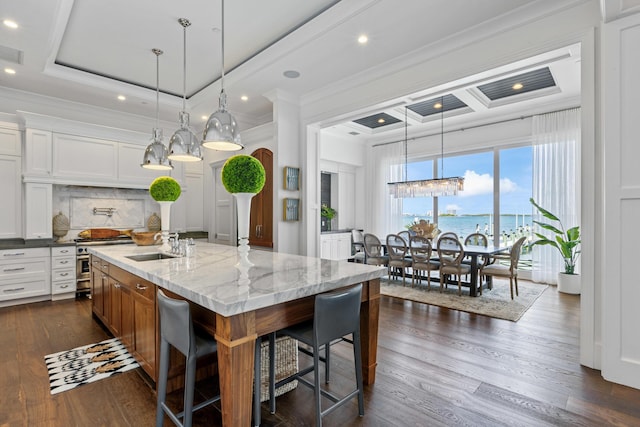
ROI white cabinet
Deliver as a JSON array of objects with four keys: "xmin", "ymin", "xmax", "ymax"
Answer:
[
  {"xmin": 0, "ymin": 126, "xmax": 21, "ymax": 156},
  {"xmin": 24, "ymin": 129, "xmax": 52, "ymax": 177},
  {"xmin": 53, "ymin": 133, "xmax": 118, "ymax": 182},
  {"xmin": 185, "ymin": 172, "xmax": 204, "ymax": 231},
  {"xmin": 51, "ymin": 246, "xmax": 76, "ymax": 300},
  {"xmin": 0, "ymin": 247, "xmax": 51, "ymax": 307},
  {"xmin": 24, "ymin": 183, "xmax": 52, "ymax": 239},
  {"xmin": 320, "ymin": 233, "xmax": 352, "ymax": 260},
  {"xmin": 0, "ymin": 155, "xmax": 22, "ymax": 239}
]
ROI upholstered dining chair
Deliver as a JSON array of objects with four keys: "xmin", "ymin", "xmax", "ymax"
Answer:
[
  {"xmin": 463, "ymin": 232, "xmax": 489, "ymax": 286},
  {"xmin": 351, "ymin": 229, "xmax": 366, "ymax": 264},
  {"xmin": 363, "ymin": 233, "xmax": 389, "ymax": 268},
  {"xmin": 386, "ymin": 234, "xmax": 412, "ymax": 284},
  {"xmin": 409, "ymin": 236, "xmax": 440, "ymax": 289},
  {"xmin": 437, "ymin": 235, "xmax": 471, "ymax": 295},
  {"xmin": 480, "ymin": 236, "xmax": 527, "ymax": 299}
]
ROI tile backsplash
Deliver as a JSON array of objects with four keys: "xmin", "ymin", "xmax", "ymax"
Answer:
[{"xmin": 53, "ymin": 185, "xmax": 157, "ymax": 242}]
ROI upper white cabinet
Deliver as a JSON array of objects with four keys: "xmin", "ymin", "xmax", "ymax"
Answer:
[
  {"xmin": 24, "ymin": 183, "xmax": 52, "ymax": 239},
  {"xmin": 0, "ymin": 126, "xmax": 21, "ymax": 156},
  {"xmin": 24, "ymin": 129, "xmax": 52, "ymax": 177},
  {"xmin": 0, "ymin": 155, "xmax": 22, "ymax": 239},
  {"xmin": 53, "ymin": 133, "xmax": 118, "ymax": 182}
]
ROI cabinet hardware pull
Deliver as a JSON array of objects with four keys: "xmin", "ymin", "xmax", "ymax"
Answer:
[
  {"xmin": 60, "ymin": 272, "xmax": 69, "ymax": 277},
  {"xmin": 3, "ymin": 287, "xmax": 25, "ymax": 292},
  {"xmin": 3, "ymin": 267, "xmax": 25, "ymax": 272},
  {"xmin": 3, "ymin": 252, "xmax": 25, "ymax": 257},
  {"xmin": 60, "ymin": 249, "xmax": 70, "ymax": 254},
  {"xmin": 60, "ymin": 285, "xmax": 69, "ymax": 289},
  {"xmin": 136, "ymin": 283, "xmax": 147, "ymax": 290},
  {"xmin": 114, "ymin": 283, "xmax": 121, "ymax": 288},
  {"xmin": 60, "ymin": 260, "xmax": 69, "ymax": 264}
]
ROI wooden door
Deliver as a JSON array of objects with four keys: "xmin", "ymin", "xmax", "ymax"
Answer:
[
  {"xmin": 249, "ymin": 148, "xmax": 273, "ymax": 248},
  {"xmin": 108, "ymin": 278, "xmax": 121, "ymax": 336},
  {"xmin": 132, "ymin": 280, "xmax": 156, "ymax": 379},
  {"xmin": 90, "ymin": 262, "xmax": 104, "ymax": 318},
  {"xmin": 120, "ymin": 284, "xmax": 134, "ymax": 350}
]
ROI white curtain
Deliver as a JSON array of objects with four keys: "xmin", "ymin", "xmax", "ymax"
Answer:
[
  {"xmin": 365, "ymin": 142, "xmax": 404, "ymax": 238},
  {"xmin": 531, "ymin": 108, "xmax": 581, "ymax": 284}
]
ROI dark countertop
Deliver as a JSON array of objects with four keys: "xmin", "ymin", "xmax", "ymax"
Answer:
[{"xmin": 0, "ymin": 238, "xmax": 76, "ymax": 250}]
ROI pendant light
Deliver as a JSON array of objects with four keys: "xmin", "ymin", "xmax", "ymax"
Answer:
[
  {"xmin": 168, "ymin": 18, "xmax": 202, "ymax": 162},
  {"xmin": 141, "ymin": 48, "xmax": 173, "ymax": 170},
  {"xmin": 388, "ymin": 96, "xmax": 464, "ymax": 197},
  {"xmin": 202, "ymin": 0, "xmax": 243, "ymax": 151}
]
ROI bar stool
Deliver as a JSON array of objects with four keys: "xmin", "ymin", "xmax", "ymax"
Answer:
[
  {"xmin": 269, "ymin": 284, "xmax": 365, "ymax": 426},
  {"xmin": 156, "ymin": 289, "xmax": 220, "ymax": 427},
  {"xmin": 253, "ymin": 332, "xmax": 276, "ymax": 427}
]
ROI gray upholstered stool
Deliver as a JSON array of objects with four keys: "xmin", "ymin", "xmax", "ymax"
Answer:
[
  {"xmin": 156, "ymin": 289, "xmax": 220, "ymax": 427},
  {"xmin": 270, "ymin": 284, "xmax": 365, "ymax": 426}
]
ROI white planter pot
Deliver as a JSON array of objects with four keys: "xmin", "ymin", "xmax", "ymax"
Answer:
[
  {"xmin": 233, "ymin": 192, "xmax": 256, "ymax": 267},
  {"xmin": 557, "ymin": 272, "xmax": 581, "ymax": 294}
]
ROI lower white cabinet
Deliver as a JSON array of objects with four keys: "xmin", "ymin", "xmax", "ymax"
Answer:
[
  {"xmin": 0, "ymin": 247, "xmax": 51, "ymax": 307},
  {"xmin": 24, "ymin": 183, "xmax": 52, "ymax": 239},
  {"xmin": 320, "ymin": 233, "xmax": 352, "ymax": 261},
  {"xmin": 51, "ymin": 246, "xmax": 76, "ymax": 300}
]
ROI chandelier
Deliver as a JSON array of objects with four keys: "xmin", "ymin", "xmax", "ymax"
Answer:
[{"xmin": 388, "ymin": 97, "xmax": 464, "ymax": 198}]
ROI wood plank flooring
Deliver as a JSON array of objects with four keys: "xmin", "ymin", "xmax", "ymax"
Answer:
[{"xmin": 1, "ymin": 281, "xmax": 639, "ymax": 426}]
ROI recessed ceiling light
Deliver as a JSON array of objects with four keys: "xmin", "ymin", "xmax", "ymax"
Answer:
[
  {"xmin": 117, "ymin": 95, "xmax": 126, "ymax": 101},
  {"xmin": 512, "ymin": 83, "xmax": 524, "ymax": 90},
  {"xmin": 358, "ymin": 34, "xmax": 368, "ymax": 44},
  {"xmin": 283, "ymin": 70, "xmax": 300, "ymax": 79},
  {"xmin": 377, "ymin": 118, "xmax": 385, "ymax": 124},
  {"xmin": 3, "ymin": 20, "xmax": 18, "ymax": 29},
  {"xmin": 433, "ymin": 102, "xmax": 442, "ymax": 109},
  {"xmin": 240, "ymin": 95, "xmax": 248, "ymax": 101},
  {"xmin": 201, "ymin": 115, "xmax": 208, "ymax": 121},
  {"xmin": 4, "ymin": 68, "xmax": 16, "ymax": 75}
]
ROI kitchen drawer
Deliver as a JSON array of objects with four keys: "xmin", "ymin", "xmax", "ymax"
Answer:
[
  {"xmin": 52, "ymin": 246, "xmax": 75, "ymax": 257},
  {"xmin": 52, "ymin": 256, "xmax": 74, "ymax": 269},
  {"xmin": 52, "ymin": 268, "xmax": 74, "ymax": 282},
  {"xmin": 52, "ymin": 281, "xmax": 76, "ymax": 295},
  {"xmin": 0, "ymin": 247, "xmax": 49, "ymax": 260},
  {"xmin": 0, "ymin": 277, "xmax": 49, "ymax": 301},
  {"xmin": 130, "ymin": 279, "xmax": 155, "ymax": 302},
  {"xmin": 0, "ymin": 258, "xmax": 48, "ymax": 281}
]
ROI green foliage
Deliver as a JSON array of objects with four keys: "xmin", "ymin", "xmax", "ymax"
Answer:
[
  {"xmin": 149, "ymin": 176, "xmax": 181, "ymax": 201},
  {"xmin": 221, "ymin": 155, "xmax": 266, "ymax": 194},
  {"xmin": 529, "ymin": 198, "xmax": 581, "ymax": 274},
  {"xmin": 321, "ymin": 204, "xmax": 336, "ymax": 219}
]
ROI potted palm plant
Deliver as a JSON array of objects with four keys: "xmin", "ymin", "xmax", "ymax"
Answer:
[{"xmin": 529, "ymin": 198, "xmax": 581, "ymax": 294}]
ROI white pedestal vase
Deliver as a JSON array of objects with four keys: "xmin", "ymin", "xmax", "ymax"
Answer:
[
  {"xmin": 557, "ymin": 272, "xmax": 581, "ymax": 294},
  {"xmin": 233, "ymin": 192, "xmax": 256, "ymax": 267},
  {"xmin": 158, "ymin": 201, "xmax": 173, "ymax": 253}
]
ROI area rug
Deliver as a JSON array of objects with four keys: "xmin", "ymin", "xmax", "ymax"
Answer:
[
  {"xmin": 45, "ymin": 337, "xmax": 139, "ymax": 395},
  {"xmin": 380, "ymin": 278, "xmax": 547, "ymax": 322}
]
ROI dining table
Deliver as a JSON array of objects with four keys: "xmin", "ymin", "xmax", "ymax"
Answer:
[
  {"xmin": 89, "ymin": 242, "xmax": 386, "ymax": 427},
  {"xmin": 459, "ymin": 243, "xmax": 511, "ymax": 296}
]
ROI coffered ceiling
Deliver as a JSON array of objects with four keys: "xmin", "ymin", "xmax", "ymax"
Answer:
[{"xmin": 0, "ymin": 0, "xmax": 584, "ymax": 137}]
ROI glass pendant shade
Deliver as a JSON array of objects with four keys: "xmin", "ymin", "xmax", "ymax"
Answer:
[
  {"xmin": 142, "ymin": 128, "xmax": 173, "ymax": 170},
  {"xmin": 169, "ymin": 111, "xmax": 202, "ymax": 161}
]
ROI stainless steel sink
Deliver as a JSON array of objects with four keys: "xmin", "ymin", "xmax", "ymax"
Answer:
[{"xmin": 125, "ymin": 253, "xmax": 178, "ymax": 262}]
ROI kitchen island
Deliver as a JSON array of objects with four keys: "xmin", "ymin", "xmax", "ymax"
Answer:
[{"xmin": 89, "ymin": 242, "xmax": 384, "ymax": 427}]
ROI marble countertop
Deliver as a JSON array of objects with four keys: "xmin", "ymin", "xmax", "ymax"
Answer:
[{"xmin": 88, "ymin": 242, "xmax": 385, "ymax": 317}]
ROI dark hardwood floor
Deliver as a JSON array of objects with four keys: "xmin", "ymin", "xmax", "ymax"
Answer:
[{"xmin": 2, "ymin": 281, "xmax": 640, "ymax": 426}]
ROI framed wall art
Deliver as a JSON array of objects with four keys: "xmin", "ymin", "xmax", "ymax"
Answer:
[
  {"xmin": 283, "ymin": 166, "xmax": 300, "ymax": 191},
  {"xmin": 283, "ymin": 198, "xmax": 300, "ymax": 221}
]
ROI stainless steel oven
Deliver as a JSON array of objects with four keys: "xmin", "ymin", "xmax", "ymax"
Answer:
[{"xmin": 76, "ymin": 238, "xmax": 135, "ymax": 297}]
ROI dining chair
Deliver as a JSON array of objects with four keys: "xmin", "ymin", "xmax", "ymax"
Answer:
[
  {"xmin": 480, "ymin": 236, "xmax": 527, "ymax": 299},
  {"xmin": 386, "ymin": 234, "xmax": 412, "ymax": 285},
  {"xmin": 437, "ymin": 235, "xmax": 471, "ymax": 295},
  {"xmin": 271, "ymin": 284, "xmax": 365, "ymax": 427},
  {"xmin": 156, "ymin": 289, "xmax": 220, "ymax": 427},
  {"xmin": 363, "ymin": 233, "xmax": 389, "ymax": 267},
  {"xmin": 351, "ymin": 229, "xmax": 366, "ymax": 264},
  {"xmin": 397, "ymin": 230, "xmax": 411, "ymax": 246},
  {"xmin": 463, "ymin": 232, "xmax": 489, "ymax": 286},
  {"xmin": 409, "ymin": 236, "xmax": 440, "ymax": 289}
]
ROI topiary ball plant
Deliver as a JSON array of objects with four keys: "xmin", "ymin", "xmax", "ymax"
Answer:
[
  {"xmin": 149, "ymin": 176, "xmax": 182, "ymax": 201},
  {"xmin": 221, "ymin": 155, "xmax": 266, "ymax": 194}
]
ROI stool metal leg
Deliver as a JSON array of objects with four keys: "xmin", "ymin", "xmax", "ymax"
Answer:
[
  {"xmin": 268, "ymin": 333, "xmax": 276, "ymax": 414},
  {"xmin": 156, "ymin": 338, "xmax": 170, "ymax": 427},
  {"xmin": 182, "ymin": 353, "xmax": 197, "ymax": 427},
  {"xmin": 253, "ymin": 335, "xmax": 262, "ymax": 427}
]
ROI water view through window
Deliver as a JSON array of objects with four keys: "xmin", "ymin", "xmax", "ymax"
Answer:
[{"xmin": 401, "ymin": 146, "xmax": 533, "ymax": 268}]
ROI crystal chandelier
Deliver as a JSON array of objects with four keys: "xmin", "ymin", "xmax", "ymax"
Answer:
[{"xmin": 388, "ymin": 98, "xmax": 464, "ymax": 198}]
